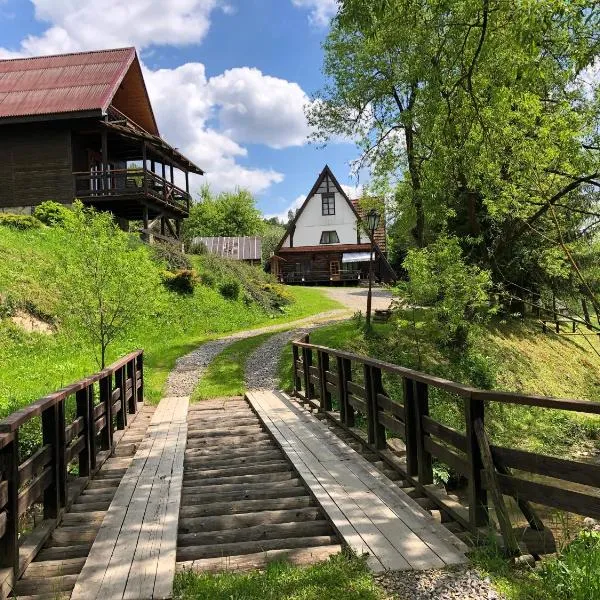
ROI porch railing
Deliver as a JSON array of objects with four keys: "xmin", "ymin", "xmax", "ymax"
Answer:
[
  {"xmin": 291, "ymin": 335, "xmax": 600, "ymax": 554},
  {"xmin": 281, "ymin": 269, "xmax": 367, "ymax": 283},
  {"xmin": 73, "ymin": 168, "xmax": 190, "ymax": 214},
  {"xmin": 0, "ymin": 351, "xmax": 143, "ymax": 589}
]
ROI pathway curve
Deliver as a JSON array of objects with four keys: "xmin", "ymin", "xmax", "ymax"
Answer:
[{"xmin": 165, "ymin": 309, "xmax": 350, "ymax": 397}]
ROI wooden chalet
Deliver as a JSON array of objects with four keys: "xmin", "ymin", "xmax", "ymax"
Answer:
[
  {"xmin": 0, "ymin": 47, "xmax": 203, "ymax": 240},
  {"xmin": 271, "ymin": 165, "xmax": 396, "ymax": 284}
]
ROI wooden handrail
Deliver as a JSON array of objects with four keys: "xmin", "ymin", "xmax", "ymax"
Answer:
[
  {"xmin": 291, "ymin": 336, "xmax": 600, "ymax": 554},
  {"xmin": 0, "ymin": 350, "xmax": 144, "ymax": 583}
]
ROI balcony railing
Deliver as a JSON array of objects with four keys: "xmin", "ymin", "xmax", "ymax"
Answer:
[{"xmin": 73, "ymin": 168, "xmax": 190, "ymax": 214}]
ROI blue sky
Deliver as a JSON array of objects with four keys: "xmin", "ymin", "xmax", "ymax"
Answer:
[{"xmin": 0, "ymin": 0, "xmax": 363, "ymax": 219}]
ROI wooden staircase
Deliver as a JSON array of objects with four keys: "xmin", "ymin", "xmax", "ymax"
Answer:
[
  {"xmin": 176, "ymin": 397, "xmax": 342, "ymax": 573},
  {"xmin": 12, "ymin": 406, "xmax": 155, "ymax": 600}
]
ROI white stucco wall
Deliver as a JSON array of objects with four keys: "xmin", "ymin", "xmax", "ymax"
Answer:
[{"xmin": 282, "ymin": 174, "xmax": 359, "ymax": 248}]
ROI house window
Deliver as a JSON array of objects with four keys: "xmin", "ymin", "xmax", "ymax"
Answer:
[
  {"xmin": 321, "ymin": 193, "xmax": 335, "ymax": 215},
  {"xmin": 320, "ymin": 231, "xmax": 340, "ymax": 244}
]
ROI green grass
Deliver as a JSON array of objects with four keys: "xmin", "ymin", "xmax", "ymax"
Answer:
[
  {"xmin": 192, "ymin": 332, "xmax": 276, "ymax": 401},
  {"xmin": 0, "ymin": 225, "xmax": 342, "ymax": 414},
  {"xmin": 173, "ymin": 553, "xmax": 383, "ymax": 600}
]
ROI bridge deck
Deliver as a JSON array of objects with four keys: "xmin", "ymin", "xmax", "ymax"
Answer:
[
  {"xmin": 71, "ymin": 396, "xmax": 188, "ymax": 600},
  {"xmin": 246, "ymin": 390, "xmax": 467, "ymax": 572}
]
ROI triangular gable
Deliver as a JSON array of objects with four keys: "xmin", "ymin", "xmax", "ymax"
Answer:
[{"xmin": 275, "ymin": 164, "xmax": 366, "ymax": 252}]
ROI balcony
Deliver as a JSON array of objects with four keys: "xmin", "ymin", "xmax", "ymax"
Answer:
[{"xmin": 73, "ymin": 167, "xmax": 191, "ymax": 217}]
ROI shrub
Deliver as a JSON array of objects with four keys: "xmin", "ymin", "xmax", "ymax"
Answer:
[
  {"xmin": 188, "ymin": 240, "xmax": 208, "ymax": 255},
  {"xmin": 33, "ymin": 201, "xmax": 72, "ymax": 227},
  {"xmin": 150, "ymin": 243, "xmax": 192, "ymax": 271},
  {"xmin": 219, "ymin": 279, "xmax": 240, "ymax": 300},
  {"xmin": 0, "ymin": 214, "xmax": 42, "ymax": 230},
  {"xmin": 162, "ymin": 269, "xmax": 197, "ymax": 294},
  {"xmin": 199, "ymin": 272, "xmax": 216, "ymax": 288}
]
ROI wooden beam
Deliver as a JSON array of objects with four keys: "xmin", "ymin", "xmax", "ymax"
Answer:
[
  {"xmin": 101, "ymin": 128, "xmax": 108, "ymax": 191},
  {"xmin": 185, "ymin": 171, "xmax": 189, "ymax": 194}
]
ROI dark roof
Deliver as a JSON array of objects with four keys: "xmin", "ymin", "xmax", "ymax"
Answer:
[
  {"xmin": 194, "ymin": 237, "xmax": 262, "ymax": 261},
  {"xmin": 0, "ymin": 47, "xmax": 159, "ymax": 134}
]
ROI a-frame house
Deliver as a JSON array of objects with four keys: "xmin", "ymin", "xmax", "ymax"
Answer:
[
  {"xmin": 271, "ymin": 165, "xmax": 396, "ymax": 284},
  {"xmin": 0, "ymin": 47, "xmax": 203, "ymax": 241}
]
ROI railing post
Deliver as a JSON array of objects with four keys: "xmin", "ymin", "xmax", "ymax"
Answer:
[
  {"xmin": 414, "ymin": 381, "xmax": 433, "ymax": 485},
  {"xmin": 42, "ymin": 404, "xmax": 60, "ymax": 519},
  {"xmin": 0, "ymin": 432, "xmax": 19, "ymax": 578},
  {"xmin": 342, "ymin": 358, "xmax": 355, "ymax": 427},
  {"xmin": 127, "ymin": 358, "xmax": 138, "ymax": 414},
  {"xmin": 115, "ymin": 366, "xmax": 127, "ymax": 430},
  {"xmin": 88, "ymin": 385, "xmax": 97, "ymax": 472},
  {"xmin": 99, "ymin": 374, "xmax": 114, "ymax": 452},
  {"xmin": 292, "ymin": 344, "xmax": 302, "ymax": 395},
  {"xmin": 318, "ymin": 351, "xmax": 332, "ymax": 412},
  {"xmin": 403, "ymin": 377, "xmax": 418, "ymax": 479},
  {"xmin": 76, "ymin": 387, "xmax": 91, "ymax": 478},
  {"xmin": 302, "ymin": 346, "xmax": 314, "ymax": 401},
  {"xmin": 465, "ymin": 395, "xmax": 489, "ymax": 532},
  {"xmin": 137, "ymin": 353, "xmax": 144, "ymax": 403},
  {"xmin": 365, "ymin": 365, "xmax": 386, "ymax": 450}
]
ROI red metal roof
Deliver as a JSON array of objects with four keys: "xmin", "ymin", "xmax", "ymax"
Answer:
[{"xmin": 0, "ymin": 47, "xmax": 136, "ymax": 120}]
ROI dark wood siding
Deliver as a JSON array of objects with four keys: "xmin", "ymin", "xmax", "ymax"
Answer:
[{"xmin": 0, "ymin": 123, "xmax": 73, "ymax": 209}]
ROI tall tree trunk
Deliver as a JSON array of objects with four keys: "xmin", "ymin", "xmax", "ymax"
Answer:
[{"xmin": 404, "ymin": 119, "xmax": 425, "ymax": 248}]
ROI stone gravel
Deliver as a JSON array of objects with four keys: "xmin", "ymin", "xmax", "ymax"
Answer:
[{"xmin": 375, "ymin": 568, "xmax": 502, "ymax": 600}]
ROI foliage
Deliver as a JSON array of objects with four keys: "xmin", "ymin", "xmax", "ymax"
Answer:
[
  {"xmin": 192, "ymin": 332, "xmax": 275, "ymax": 401},
  {"xmin": 183, "ymin": 185, "xmax": 265, "ymax": 242},
  {"xmin": 55, "ymin": 203, "xmax": 160, "ymax": 367},
  {"xmin": 402, "ymin": 235, "xmax": 493, "ymax": 348},
  {"xmin": 150, "ymin": 243, "xmax": 192, "ymax": 271},
  {"xmin": 187, "ymin": 240, "xmax": 208, "ymax": 255},
  {"xmin": 310, "ymin": 0, "xmax": 600, "ymax": 312},
  {"xmin": 261, "ymin": 218, "xmax": 286, "ymax": 265},
  {"xmin": 161, "ymin": 269, "xmax": 197, "ymax": 295},
  {"xmin": 0, "ymin": 213, "xmax": 42, "ymax": 230},
  {"xmin": 174, "ymin": 552, "xmax": 383, "ymax": 600},
  {"xmin": 218, "ymin": 279, "xmax": 241, "ymax": 300},
  {"xmin": 32, "ymin": 201, "xmax": 73, "ymax": 227}
]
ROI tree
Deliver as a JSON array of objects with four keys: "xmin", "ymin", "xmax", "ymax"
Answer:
[
  {"xmin": 57, "ymin": 203, "xmax": 159, "ymax": 368},
  {"xmin": 309, "ymin": 0, "xmax": 600, "ymax": 311},
  {"xmin": 183, "ymin": 185, "xmax": 265, "ymax": 242},
  {"xmin": 261, "ymin": 219, "xmax": 286, "ymax": 266}
]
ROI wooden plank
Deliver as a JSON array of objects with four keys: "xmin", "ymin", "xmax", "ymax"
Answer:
[
  {"xmin": 421, "ymin": 416, "xmax": 467, "ymax": 452},
  {"xmin": 423, "ymin": 438, "xmax": 469, "ymax": 477}
]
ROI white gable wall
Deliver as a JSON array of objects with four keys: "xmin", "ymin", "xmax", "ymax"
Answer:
[{"xmin": 282, "ymin": 174, "xmax": 359, "ymax": 248}]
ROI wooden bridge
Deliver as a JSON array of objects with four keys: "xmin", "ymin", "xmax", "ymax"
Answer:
[{"xmin": 0, "ymin": 337, "xmax": 599, "ymax": 599}]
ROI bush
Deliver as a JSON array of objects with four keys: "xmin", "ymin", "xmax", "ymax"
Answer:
[
  {"xmin": 188, "ymin": 240, "xmax": 208, "ymax": 255},
  {"xmin": 150, "ymin": 243, "xmax": 192, "ymax": 271},
  {"xmin": 0, "ymin": 214, "xmax": 41, "ymax": 230},
  {"xmin": 162, "ymin": 269, "xmax": 197, "ymax": 294},
  {"xmin": 219, "ymin": 279, "xmax": 240, "ymax": 300},
  {"xmin": 33, "ymin": 201, "xmax": 72, "ymax": 227},
  {"xmin": 199, "ymin": 272, "xmax": 216, "ymax": 288}
]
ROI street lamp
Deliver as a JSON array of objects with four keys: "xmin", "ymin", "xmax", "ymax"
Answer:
[{"xmin": 365, "ymin": 208, "xmax": 380, "ymax": 328}]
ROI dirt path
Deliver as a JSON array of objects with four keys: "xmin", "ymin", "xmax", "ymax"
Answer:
[
  {"xmin": 315, "ymin": 286, "xmax": 393, "ymax": 312},
  {"xmin": 165, "ymin": 310, "xmax": 350, "ymax": 397}
]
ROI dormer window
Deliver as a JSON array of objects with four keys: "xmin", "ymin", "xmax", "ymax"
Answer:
[
  {"xmin": 321, "ymin": 193, "xmax": 335, "ymax": 215},
  {"xmin": 320, "ymin": 231, "xmax": 340, "ymax": 244}
]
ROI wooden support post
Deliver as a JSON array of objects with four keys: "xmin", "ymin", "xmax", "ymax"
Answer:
[
  {"xmin": 162, "ymin": 162, "xmax": 167, "ymax": 203},
  {"xmin": 403, "ymin": 377, "xmax": 418, "ymax": 479},
  {"xmin": 292, "ymin": 345, "xmax": 302, "ymax": 395},
  {"xmin": 99, "ymin": 374, "xmax": 114, "ymax": 452},
  {"xmin": 76, "ymin": 387, "xmax": 91, "ymax": 478},
  {"xmin": 115, "ymin": 366, "xmax": 127, "ymax": 430},
  {"xmin": 127, "ymin": 358, "xmax": 138, "ymax": 414},
  {"xmin": 318, "ymin": 351, "xmax": 331, "ymax": 411},
  {"xmin": 176, "ymin": 219, "xmax": 181, "ymax": 239},
  {"xmin": 0, "ymin": 433, "xmax": 19, "ymax": 577},
  {"xmin": 160, "ymin": 217, "xmax": 166, "ymax": 236},
  {"xmin": 142, "ymin": 204, "xmax": 149, "ymax": 243},
  {"xmin": 42, "ymin": 404, "xmax": 60, "ymax": 519},
  {"xmin": 137, "ymin": 353, "xmax": 144, "ymax": 403},
  {"xmin": 366, "ymin": 365, "xmax": 386, "ymax": 450},
  {"xmin": 302, "ymin": 347, "xmax": 313, "ymax": 402},
  {"xmin": 341, "ymin": 358, "xmax": 354, "ymax": 427},
  {"xmin": 88, "ymin": 385, "xmax": 97, "ymax": 472},
  {"xmin": 101, "ymin": 127, "xmax": 108, "ymax": 191},
  {"xmin": 474, "ymin": 417, "xmax": 520, "ymax": 556},
  {"xmin": 185, "ymin": 171, "xmax": 189, "ymax": 194},
  {"xmin": 465, "ymin": 396, "xmax": 489, "ymax": 533},
  {"xmin": 170, "ymin": 164, "xmax": 174, "ymax": 184},
  {"xmin": 415, "ymin": 381, "xmax": 433, "ymax": 485},
  {"xmin": 336, "ymin": 356, "xmax": 346, "ymax": 424}
]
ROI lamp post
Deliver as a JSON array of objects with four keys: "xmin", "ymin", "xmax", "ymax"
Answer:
[{"xmin": 365, "ymin": 208, "xmax": 380, "ymax": 328}]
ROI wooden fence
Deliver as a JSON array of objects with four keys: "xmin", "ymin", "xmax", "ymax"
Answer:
[
  {"xmin": 292, "ymin": 335, "xmax": 600, "ymax": 554},
  {"xmin": 0, "ymin": 351, "xmax": 143, "ymax": 595}
]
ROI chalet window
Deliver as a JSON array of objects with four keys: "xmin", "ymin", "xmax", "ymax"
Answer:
[
  {"xmin": 320, "ymin": 231, "xmax": 340, "ymax": 244},
  {"xmin": 321, "ymin": 193, "xmax": 335, "ymax": 215}
]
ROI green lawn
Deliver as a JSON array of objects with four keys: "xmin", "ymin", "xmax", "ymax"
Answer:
[
  {"xmin": 174, "ymin": 553, "xmax": 383, "ymax": 600},
  {"xmin": 192, "ymin": 332, "xmax": 276, "ymax": 401}
]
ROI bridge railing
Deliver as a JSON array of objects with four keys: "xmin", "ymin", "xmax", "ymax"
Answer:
[
  {"xmin": 292, "ymin": 335, "xmax": 600, "ymax": 552},
  {"xmin": 0, "ymin": 351, "xmax": 144, "ymax": 591}
]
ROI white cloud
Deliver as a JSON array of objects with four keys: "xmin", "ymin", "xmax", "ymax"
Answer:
[
  {"xmin": 341, "ymin": 184, "xmax": 363, "ymax": 200},
  {"xmin": 6, "ymin": 0, "xmax": 224, "ymax": 56},
  {"xmin": 291, "ymin": 0, "xmax": 337, "ymax": 27},
  {"xmin": 208, "ymin": 67, "xmax": 311, "ymax": 148},
  {"xmin": 265, "ymin": 194, "xmax": 306, "ymax": 222}
]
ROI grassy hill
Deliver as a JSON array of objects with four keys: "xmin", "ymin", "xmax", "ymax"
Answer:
[{"xmin": 0, "ymin": 219, "xmax": 341, "ymax": 415}]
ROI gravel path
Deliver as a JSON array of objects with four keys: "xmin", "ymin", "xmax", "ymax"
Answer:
[
  {"xmin": 375, "ymin": 568, "xmax": 502, "ymax": 599},
  {"xmin": 165, "ymin": 310, "xmax": 349, "ymax": 397}
]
